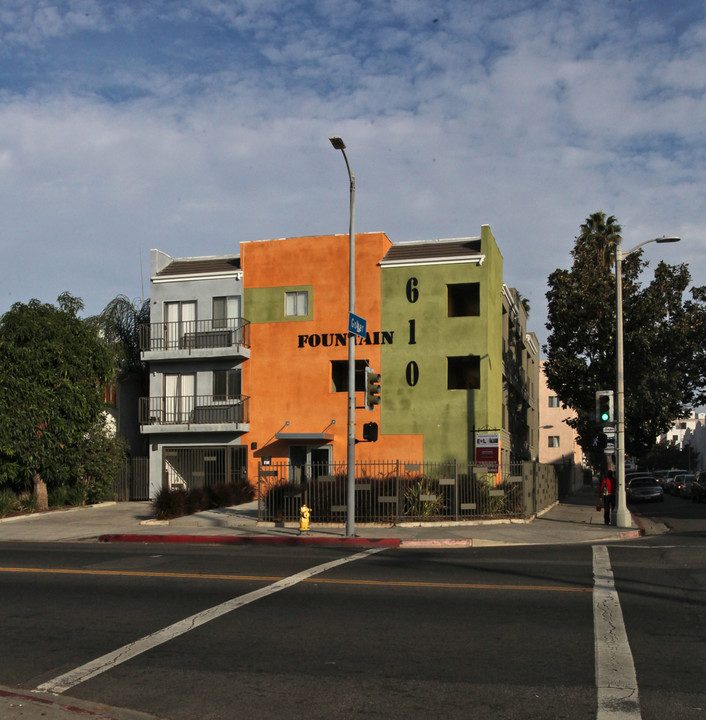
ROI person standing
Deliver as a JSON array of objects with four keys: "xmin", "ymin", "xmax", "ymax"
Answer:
[{"xmin": 599, "ymin": 470, "xmax": 617, "ymax": 525}]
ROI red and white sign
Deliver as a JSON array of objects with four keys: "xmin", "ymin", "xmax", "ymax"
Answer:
[{"xmin": 475, "ymin": 432, "xmax": 500, "ymax": 473}]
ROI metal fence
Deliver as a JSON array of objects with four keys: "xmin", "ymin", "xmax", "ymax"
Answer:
[
  {"xmin": 258, "ymin": 460, "xmax": 524, "ymax": 524},
  {"xmin": 139, "ymin": 395, "xmax": 250, "ymax": 426},
  {"xmin": 139, "ymin": 317, "xmax": 251, "ymax": 352},
  {"xmin": 114, "ymin": 456, "xmax": 150, "ymax": 501}
]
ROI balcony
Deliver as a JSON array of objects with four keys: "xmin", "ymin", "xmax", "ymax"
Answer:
[
  {"xmin": 139, "ymin": 318, "xmax": 250, "ymax": 362},
  {"xmin": 140, "ymin": 395, "xmax": 250, "ymax": 434}
]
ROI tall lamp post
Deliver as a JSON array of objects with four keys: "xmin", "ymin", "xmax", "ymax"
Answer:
[
  {"xmin": 614, "ymin": 234, "xmax": 680, "ymax": 527},
  {"xmin": 329, "ymin": 136, "xmax": 357, "ymax": 537}
]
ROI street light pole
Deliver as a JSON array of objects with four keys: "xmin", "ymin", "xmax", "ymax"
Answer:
[
  {"xmin": 614, "ymin": 234, "xmax": 680, "ymax": 527},
  {"xmin": 329, "ymin": 136, "xmax": 357, "ymax": 537}
]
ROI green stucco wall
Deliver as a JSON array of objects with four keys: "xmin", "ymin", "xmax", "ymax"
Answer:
[{"xmin": 380, "ymin": 226, "xmax": 504, "ymax": 463}]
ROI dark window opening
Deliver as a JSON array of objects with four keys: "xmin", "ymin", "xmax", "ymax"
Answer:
[
  {"xmin": 448, "ymin": 355, "xmax": 481, "ymax": 390},
  {"xmin": 331, "ymin": 360, "xmax": 368, "ymax": 392},
  {"xmin": 447, "ymin": 283, "xmax": 480, "ymax": 317}
]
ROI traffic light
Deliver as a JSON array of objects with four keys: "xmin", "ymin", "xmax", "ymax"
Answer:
[
  {"xmin": 365, "ymin": 366, "xmax": 381, "ymax": 411},
  {"xmin": 595, "ymin": 390, "xmax": 614, "ymax": 424},
  {"xmin": 363, "ymin": 421, "xmax": 379, "ymax": 442}
]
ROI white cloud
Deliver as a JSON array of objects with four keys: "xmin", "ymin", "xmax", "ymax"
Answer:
[{"xmin": 0, "ymin": 0, "xmax": 704, "ymax": 351}]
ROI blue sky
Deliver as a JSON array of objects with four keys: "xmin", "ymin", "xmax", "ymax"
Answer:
[{"xmin": 1, "ymin": 0, "xmax": 704, "ymax": 350}]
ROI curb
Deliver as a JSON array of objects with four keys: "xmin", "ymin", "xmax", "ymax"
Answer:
[
  {"xmin": 0, "ymin": 687, "xmax": 159, "ymax": 719},
  {"xmin": 98, "ymin": 534, "xmax": 401, "ymax": 548}
]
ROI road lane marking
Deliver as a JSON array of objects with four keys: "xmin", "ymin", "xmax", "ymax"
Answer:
[
  {"xmin": 35, "ymin": 547, "xmax": 385, "ymax": 695},
  {"xmin": 593, "ymin": 545, "xmax": 641, "ymax": 719},
  {"xmin": 0, "ymin": 565, "xmax": 592, "ymax": 592}
]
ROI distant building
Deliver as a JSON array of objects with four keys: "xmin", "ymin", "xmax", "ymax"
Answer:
[
  {"xmin": 657, "ymin": 411, "xmax": 706, "ymax": 472},
  {"xmin": 538, "ymin": 361, "xmax": 586, "ymax": 492}
]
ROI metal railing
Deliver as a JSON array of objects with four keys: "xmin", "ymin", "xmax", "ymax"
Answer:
[
  {"xmin": 258, "ymin": 460, "xmax": 524, "ymax": 524},
  {"xmin": 139, "ymin": 395, "xmax": 250, "ymax": 426},
  {"xmin": 139, "ymin": 318, "xmax": 251, "ymax": 352}
]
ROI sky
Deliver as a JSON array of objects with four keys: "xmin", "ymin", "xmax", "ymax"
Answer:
[{"xmin": 1, "ymin": 0, "xmax": 704, "ymax": 351}]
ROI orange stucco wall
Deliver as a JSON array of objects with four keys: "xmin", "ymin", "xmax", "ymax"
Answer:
[{"xmin": 241, "ymin": 233, "xmax": 423, "ymax": 471}]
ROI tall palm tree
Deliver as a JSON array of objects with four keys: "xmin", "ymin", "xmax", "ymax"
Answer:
[
  {"xmin": 574, "ymin": 211, "xmax": 622, "ymax": 269},
  {"xmin": 90, "ymin": 295, "xmax": 150, "ymax": 380}
]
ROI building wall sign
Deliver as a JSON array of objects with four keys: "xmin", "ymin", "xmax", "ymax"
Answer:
[
  {"xmin": 475, "ymin": 432, "xmax": 500, "ymax": 473},
  {"xmin": 298, "ymin": 331, "xmax": 394, "ymax": 349}
]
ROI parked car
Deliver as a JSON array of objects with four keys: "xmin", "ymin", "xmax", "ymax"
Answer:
[
  {"xmin": 692, "ymin": 472, "xmax": 706, "ymax": 503},
  {"xmin": 676, "ymin": 474, "xmax": 696, "ymax": 498},
  {"xmin": 626, "ymin": 477, "xmax": 664, "ymax": 503},
  {"xmin": 660, "ymin": 469, "xmax": 689, "ymax": 492}
]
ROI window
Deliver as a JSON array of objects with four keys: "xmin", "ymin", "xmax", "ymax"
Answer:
[
  {"xmin": 331, "ymin": 360, "xmax": 368, "ymax": 392},
  {"xmin": 285, "ymin": 291, "xmax": 308, "ymax": 317},
  {"xmin": 447, "ymin": 283, "xmax": 480, "ymax": 317},
  {"xmin": 213, "ymin": 296, "xmax": 241, "ymax": 328},
  {"xmin": 164, "ymin": 373, "xmax": 195, "ymax": 423},
  {"xmin": 213, "ymin": 369, "xmax": 241, "ymax": 401},
  {"xmin": 548, "ymin": 396, "xmax": 560, "ymax": 408},
  {"xmin": 447, "ymin": 355, "xmax": 481, "ymax": 390},
  {"xmin": 548, "ymin": 436, "xmax": 560, "ymax": 448},
  {"xmin": 164, "ymin": 301, "xmax": 196, "ymax": 348}
]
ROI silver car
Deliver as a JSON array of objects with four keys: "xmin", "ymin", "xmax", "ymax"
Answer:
[{"xmin": 626, "ymin": 477, "xmax": 664, "ymax": 503}]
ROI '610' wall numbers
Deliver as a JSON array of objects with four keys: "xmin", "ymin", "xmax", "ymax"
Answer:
[{"xmin": 406, "ymin": 277, "xmax": 419, "ymax": 386}]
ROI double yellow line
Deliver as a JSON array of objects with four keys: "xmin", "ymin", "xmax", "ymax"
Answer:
[{"xmin": 0, "ymin": 565, "xmax": 592, "ymax": 592}]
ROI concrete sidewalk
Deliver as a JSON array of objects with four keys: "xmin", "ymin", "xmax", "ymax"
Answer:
[
  {"xmin": 0, "ymin": 487, "xmax": 667, "ymax": 720},
  {"xmin": 0, "ymin": 486, "xmax": 665, "ymax": 547}
]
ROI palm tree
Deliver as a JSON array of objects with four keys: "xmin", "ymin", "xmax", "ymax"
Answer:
[
  {"xmin": 90, "ymin": 295, "xmax": 150, "ymax": 380},
  {"xmin": 575, "ymin": 212, "xmax": 622, "ymax": 269}
]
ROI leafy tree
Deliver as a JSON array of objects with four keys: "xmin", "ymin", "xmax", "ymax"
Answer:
[
  {"xmin": 544, "ymin": 212, "xmax": 706, "ymax": 465},
  {"xmin": 0, "ymin": 293, "xmax": 122, "ymax": 508}
]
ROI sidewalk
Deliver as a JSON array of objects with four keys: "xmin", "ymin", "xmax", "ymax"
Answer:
[
  {"xmin": 0, "ymin": 487, "xmax": 667, "ymax": 720},
  {"xmin": 0, "ymin": 485, "xmax": 665, "ymax": 547}
]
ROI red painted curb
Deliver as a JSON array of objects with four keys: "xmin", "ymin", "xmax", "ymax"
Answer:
[
  {"xmin": 0, "ymin": 688, "xmax": 122, "ymax": 718},
  {"xmin": 98, "ymin": 534, "xmax": 400, "ymax": 548}
]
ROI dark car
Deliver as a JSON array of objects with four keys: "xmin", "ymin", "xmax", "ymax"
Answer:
[
  {"xmin": 692, "ymin": 472, "xmax": 706, "ymax": 503},
  {"xmin": 661, "ymin": 469, "xmax": 689, "ymax": 493},
  {"xmin": 626, "ymin": 477, "xmax": 664, "ymax": 503},
  {"xmin": 673, "ymin": 473, "xmax": 696, "ymax": 498}
]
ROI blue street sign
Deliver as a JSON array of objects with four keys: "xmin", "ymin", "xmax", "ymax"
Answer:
[{"xmin": 348, "ymin": 312, "xmax": 366, "ymax": 338}]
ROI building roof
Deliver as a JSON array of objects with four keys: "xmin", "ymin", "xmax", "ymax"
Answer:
[
  {"xmin": 156, "ymin": 256, "xmax": 241, "ymax": 277},
  {"xmin": 380, "ymin": 237, "xmax": 483, "ymax": 267}
]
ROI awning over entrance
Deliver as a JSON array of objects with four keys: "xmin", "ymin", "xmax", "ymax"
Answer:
[{"xmin": 275, "ymin": 432, "xmax": 334, "ymax": 443}]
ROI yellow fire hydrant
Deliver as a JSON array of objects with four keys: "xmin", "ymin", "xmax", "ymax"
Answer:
[{"xmin": 299, "ymin": 504, "xmax": 311, "ymax": 533}]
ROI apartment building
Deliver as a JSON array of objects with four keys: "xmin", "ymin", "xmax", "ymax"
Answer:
[{"xmin": 139, "ymin": 225, "xmax": 540, "ymax": 496}]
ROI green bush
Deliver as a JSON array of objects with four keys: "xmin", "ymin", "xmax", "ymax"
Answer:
[
  {"xmin": 152, "ymin": 480, "xmax": 254, "ymax": 520},
  {"xmin": 0, "ymin": 488, "xmax": 17, "ymax": 517}
]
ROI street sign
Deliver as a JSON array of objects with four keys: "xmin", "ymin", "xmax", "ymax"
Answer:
[{"xmin": 348, "ymin": 312, "xmax": 366, "ymax": 338}]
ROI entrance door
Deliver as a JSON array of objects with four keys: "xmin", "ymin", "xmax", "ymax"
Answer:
[{"xmin": 288, "ymin": 445, "xmax": 331, "ymax": 484}]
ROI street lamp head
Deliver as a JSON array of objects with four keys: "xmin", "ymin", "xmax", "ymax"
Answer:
[
  {"xmin": 655, "ymin": 235, "xmax": 681, "ymax": 244},
  {"xmin": 329, "ymin": 136, "xmax": 346, "ymax": 150}
]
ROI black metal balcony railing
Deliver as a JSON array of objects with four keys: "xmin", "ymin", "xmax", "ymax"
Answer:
[
  {"xmin": 139, "ymin": 318, "xmax": 251, "ymax": 352},
  {"xmin": 140, "ymin": 395, "xmax": 250, "ymax": 426}
]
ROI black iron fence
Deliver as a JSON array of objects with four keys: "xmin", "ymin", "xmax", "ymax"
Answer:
[
  {"xmin": 139, "ymin": 395, "xmax": 250, "ymax": 426},
  {"xmin": 114, "ymin": 457, "xmax": 149, "ymax": 501},
  {"xmin": 139, "ymin": 317, "xmax": 251, "ymax": 352},
  {"xmin": 258, "ymin": 460, "xmax": 525, "ymax": 524}
]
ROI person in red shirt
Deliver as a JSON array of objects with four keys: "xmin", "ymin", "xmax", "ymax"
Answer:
[{"xmin": 599, "ymin": 470, "xmax": 617, "ymax": 525}]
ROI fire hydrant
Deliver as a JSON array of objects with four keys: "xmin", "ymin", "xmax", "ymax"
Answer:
[{"xmin": 299, "ymin": 504, "xmax": 311, "ymax": 533}]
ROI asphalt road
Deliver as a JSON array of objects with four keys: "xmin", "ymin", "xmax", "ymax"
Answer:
[{"xmin": 1, "ymin": 495, "xmax": 704, "ymax": 720}]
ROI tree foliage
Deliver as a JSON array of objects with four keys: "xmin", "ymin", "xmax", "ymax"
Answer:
[
  {"xmin": 88, "ymin": 295, "xmax": 150, "ymax": 380},
  {"xmin": 0, "ymin": 293, "xmax": 125, "ymax": 503},
  {"xmin": 544, "ymin": 212, "xmax": 706, "ymax": 463}
]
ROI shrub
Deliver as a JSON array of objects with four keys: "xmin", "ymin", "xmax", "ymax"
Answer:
[
  {"xmin": 153, "ymin": 487, "xmax": 188, "ymax": 520},
  {"xmin": 0, "ymin": 488, "xmax": 17, "ymax": 517},
  {"xmin": 152, "ymin": 480, "xmax": 254, "ymax": 520}
]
